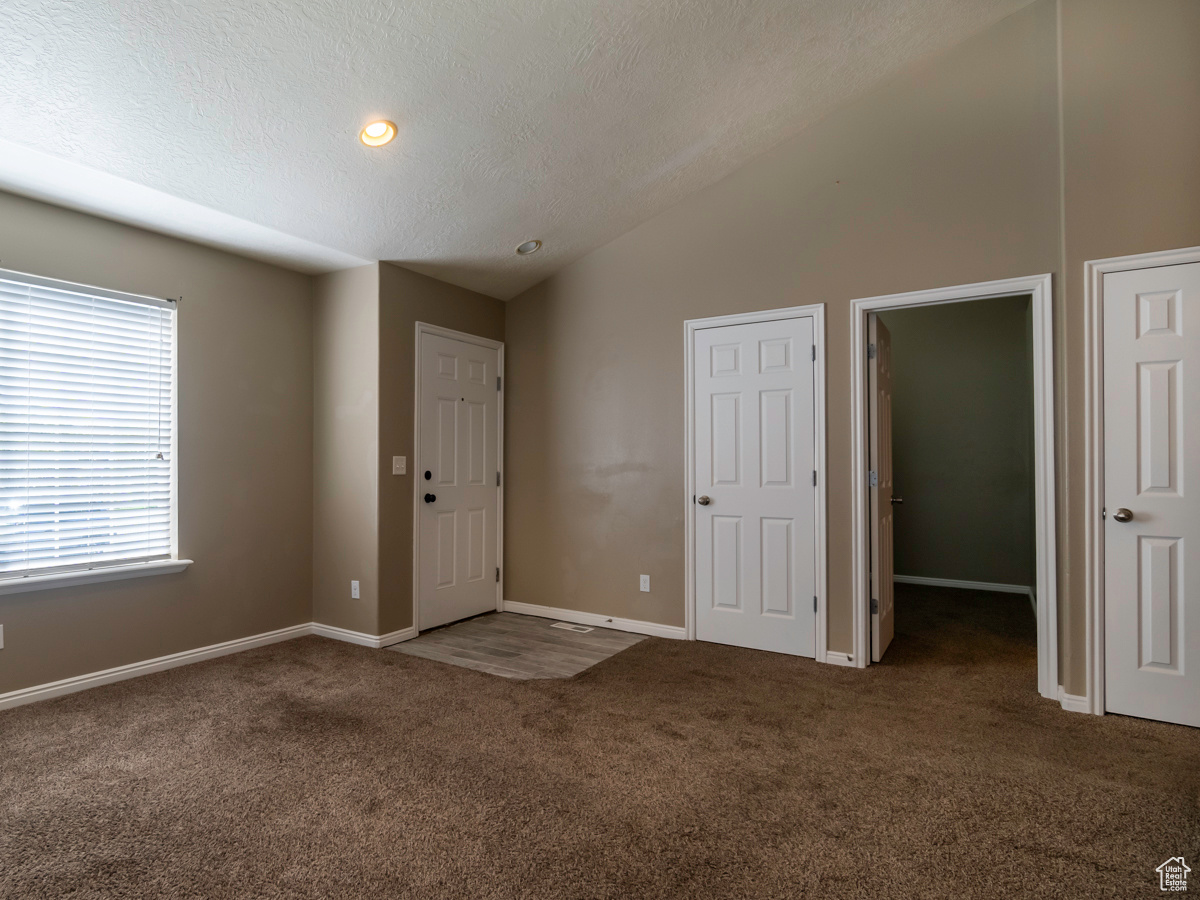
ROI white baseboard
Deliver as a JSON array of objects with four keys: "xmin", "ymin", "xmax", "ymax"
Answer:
[
  {"xmin": 824, "ymin": 651, "xmax": 857, "ymax": 667},
  {"xmin": 378, "ymin": 626, "xmax": 417, "ymax": 647},
  {"xmin": 502, "ymin": 600, "xmax": 686, "ymax": 640},
  {"xmin": 894, "ymin": 574, "xmax": 1034, "ymax": 597},
  {"xmin": 0, "ymin": 620, "xmax": 420, "ymax": 712},
  {"xmin": 0, "ymin": 623, "xmax": 311, "ymax": 712},
  {"xmin": 1057, "ymin": 686, "xmax": 1091, "ymax": 715},
  {"xmin": 311, "ymin": 622, "xmax": 417, "ymax": 649},
  {"xmin": 0, "ymin": 613, "xmax": 1088, "ymax": 721}
]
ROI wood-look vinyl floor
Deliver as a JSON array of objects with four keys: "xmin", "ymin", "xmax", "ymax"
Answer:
[{"xmin": 388, "ymin": 612, "xmax": 645, "ymax": 679}]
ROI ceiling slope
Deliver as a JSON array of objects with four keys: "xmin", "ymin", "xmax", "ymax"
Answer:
[{"xmin": 0, "ymin": 0, "xmax": 1030, "ymax": 298}]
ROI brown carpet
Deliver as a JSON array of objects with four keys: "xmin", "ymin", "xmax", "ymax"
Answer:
[{"xmin": 1, "ymin": 586, "xmax": 1196, "ymax": 899}]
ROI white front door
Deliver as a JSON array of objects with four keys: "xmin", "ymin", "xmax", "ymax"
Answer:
[
  {"xmin": 418, "ymin": 331, "xmax": 500, "ymax": 631},
  {"xmin": 693, "ymin": 316, "xmax": 816, "ymax": 656},
  {"xmin": 869, "ymin": 314, "xmax": 895, "ymax": 662},
  {"xmin": 1104, "ymin": 261, "xmax": 1200, "ymax": 727}
]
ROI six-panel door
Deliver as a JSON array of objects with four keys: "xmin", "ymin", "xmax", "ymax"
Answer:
[
  {"xmin": 419, "ymin": 332, "xmax": 500, "ymax": 630},
  {"xmin": 1103, "ymin": 262, "xmax": 1199, "ymax": 728},
  {"xmin": 694, "ymin": 317, "xmax": 817, "ymax": 656}
]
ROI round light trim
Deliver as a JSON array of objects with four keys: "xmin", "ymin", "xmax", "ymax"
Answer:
[
  {"xmin": 516, "ymin": 240, "xmax": 542, "ymax": 255},
  {"xmin": 359, "ymin": 120, "xmax": 396, "ymax": 147}
]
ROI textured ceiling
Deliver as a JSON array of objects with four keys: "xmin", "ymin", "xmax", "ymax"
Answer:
[{"xmin": 0, "ymin": 0, "xmax": 1030, "ymax": 299}]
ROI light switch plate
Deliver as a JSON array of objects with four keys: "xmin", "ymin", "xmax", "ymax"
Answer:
[
  {"xmin": 351, "ymin": 580, "xmax": 360, "ymax": 599},
  {"xmin": 640, "ymin": 574, "xmax": 650, "ymax": 592},
  {"xmin": 392, "ymin": 456, "xmax": 406, "ymax": 475}
]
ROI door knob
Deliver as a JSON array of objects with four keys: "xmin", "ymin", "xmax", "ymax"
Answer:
[
  {"xmin": 1112, "ymin": 507, "xmax": 1133, "ymax": 523},
  {"xmin": 697, "ymin": 495, "xmax": 711, "ymax": 506},
  {"xmin": 423, "ymin": 493, "xmax": 437, "ymax": 504},
  {"xmin": 890, "ymin": 497, "xmax": 903, "ymax": 504}
]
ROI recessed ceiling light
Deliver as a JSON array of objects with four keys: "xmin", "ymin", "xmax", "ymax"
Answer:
[
  {"xmin": 359, "ymin": 120, "xmax": 396, "ymax": 147},
  {"xmin": 516, "ymin": 240, "xmax": 542, "ymax": 255}
]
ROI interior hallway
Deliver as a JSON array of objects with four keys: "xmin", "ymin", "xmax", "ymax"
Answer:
[{"xmin": 1, "ymin": 586, "xmax": 1194, "ymax": 899}]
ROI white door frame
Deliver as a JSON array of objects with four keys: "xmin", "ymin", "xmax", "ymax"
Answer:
[
  {"xmin": 1084, "ymin": 246, "xmax": 1200, "ymax": 716},
  {"xmin": 849, "ymin": 274, "xmax": 1059, "ymax": 700},
  {"xmin": 412, "ymin": 322, "xmax": 505, "ymax": 635},
  {"xmin": 684, "ymin": 304, "xmax": 828, "ymax": 658}
]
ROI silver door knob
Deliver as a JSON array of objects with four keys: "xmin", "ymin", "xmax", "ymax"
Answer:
[
  {"xmin": 1112, "ymin": 508, "xmax": 1133, "ymax": 523},
  {"xmin": 697, "ymin": 495, "xmax": 711, "ymax": 506},
  {"xmin": 890, "ymin": 497, "xmax": 903, "ymax": 504}
]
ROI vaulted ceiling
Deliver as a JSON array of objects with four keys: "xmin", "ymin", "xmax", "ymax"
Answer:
[{"xmin": 0, "ymin": 0, "xmax": 1030, "ymax": 299}]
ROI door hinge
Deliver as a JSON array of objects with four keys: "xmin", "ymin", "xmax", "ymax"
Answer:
[
  {"xmin": 496, "ymin": 567, "xmax": 501, "ymax": 583},
  {"xmin": 813, "ymin": 595, "xmax": 818, "ymax": 613},
  {"xmin": 869, "ymin": 470, "xmax": 878, "ymax": 487},
  {"xmin": 870, "ymin": 597, "xmax": 878, "ymax": 614},
  {"xmin": 867, "ymin": 343, "xmax": 876, "ymax": 359},
  {"xmin": 497, "ymin": 471, "xmax": 501, "ymax": 486},
  {"xmin": 812, "ymin": 470, "xmax": 817, "ymax": 486},
  {"xmin": 496, "ymin": 376, "xmax": 502, "ymax": 391},
  {"xmin": 1101, "ymin": 507, "xmax": 1107, "ymax": 519},
  {"xmin": 811, "ymin": 344, "xmax": 816, "ymax": 362}
]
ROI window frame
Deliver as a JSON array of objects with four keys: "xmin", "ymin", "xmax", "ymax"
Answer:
[{"xmin": 0, "ymin": 267, "xmax": 190, "ymax": 594}]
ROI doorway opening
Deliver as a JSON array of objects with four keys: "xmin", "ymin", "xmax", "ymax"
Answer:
[{"xmin": 850, "ymin": 275, "xmax": 1058, "ymax": 701}]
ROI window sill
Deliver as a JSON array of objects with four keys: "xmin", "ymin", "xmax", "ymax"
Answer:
[{"xmin": 0, "ymin": 560, "xmax": 194, "ymax": 596}]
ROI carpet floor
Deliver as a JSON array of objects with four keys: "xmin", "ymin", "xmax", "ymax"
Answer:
[{"xmin": 1, "ymin": 585, "xmax": 1196, "ymax": 899}]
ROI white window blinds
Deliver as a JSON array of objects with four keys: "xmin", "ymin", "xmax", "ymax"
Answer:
[{"xmin": 0, "ymin": 271, "xmax": 175, "ymax": 578}]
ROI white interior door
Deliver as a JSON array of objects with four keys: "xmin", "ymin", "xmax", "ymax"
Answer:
[
  {"xmin": 418, "ymin": 331, "xmax": 500, "ymax": 631},
  {"xmin": 1103, "ymin": 262, "xmax": 1200, "ymax": 727},
  {"xmin": 694, "ymin": 316, "xmax": 816, "ymax": 657},
  {"xmin": 869, "ymin": 314, "xmax": 895, "ymax": 662}
]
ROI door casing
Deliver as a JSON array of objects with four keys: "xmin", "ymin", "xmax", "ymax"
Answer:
[
  {"xmin": 848, "ymin": 275, "xmax": 1059, "ymax": 701},
  {"xmin": 412, "ymin": 322, "xmax": 505, "ymax": 636},
  {"xmin": 684, "ymin": 304, "xmax": 828, "ymax": 660},
  {"xmin": 1084, "ymin": 246, "xmax": 1200, "ymax": 716}
]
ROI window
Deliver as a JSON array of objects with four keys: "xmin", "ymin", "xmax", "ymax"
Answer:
[{"xmin": 0, "ymin": 269, "xmax": 176, "ymax": 581}]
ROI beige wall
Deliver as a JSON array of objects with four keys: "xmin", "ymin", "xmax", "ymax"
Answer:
[
  {"xmin": 504, "ymin": 0, "xmax": 1200, "ymax": 693},
  {"xmin": 505, "ymin": 0, "xmax": 1061, "ymax": 650},
  {"xmin": 312, "ymin": 262, "xmax": 502, "ymax": 638},
  {"xmin": 378, "ymin": 262, "xmax": 505, "ymax": 634},
  {"xmin": 1058, "ymin": 0, "xmax": 1200, "ymax": 691},
  {"xmin": 0, "ymin": 191, "xmax": 314, "ymax": 695},
  {"xmin": 880, "ymin": 296, "xmax": 1035, "ymax": 588},
  {"xmin": 312, "ymin": 265, "xmax": 380, "ymax": 635},
  {"xmin": 2, "ymin": 0, "xmax": 1196, "ymax": 700}
]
